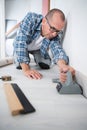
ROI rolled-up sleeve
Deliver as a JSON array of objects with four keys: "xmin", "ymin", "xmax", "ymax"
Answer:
[
  {"xmin": 13, "ymin": 13, "xmax": 35, "ymax": 64},
  {"xmin": 50, "ymin": 34, "xmax": 69, "ymax": 64},
  {"xmin": 13, "ymin": 29, "xmax": 30, "ymax": 64},
  {"xmin": 13, "ymin": 34, "xmax": 29, "ymax": 64}
]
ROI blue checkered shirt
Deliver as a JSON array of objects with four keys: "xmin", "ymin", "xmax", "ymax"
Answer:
[{"xmin": 13, "ymin": 12, "xmax": 68, "ymax": 64}]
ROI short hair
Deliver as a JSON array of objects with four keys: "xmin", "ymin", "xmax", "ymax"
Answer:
[{"xmin": 45, "ymin": 8, "xmax": 65, "ymax": 21}]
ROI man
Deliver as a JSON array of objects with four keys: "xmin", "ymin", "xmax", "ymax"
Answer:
[{"xmin": 13, "ymin": 8, "xmax": 75, "ymax": 81}]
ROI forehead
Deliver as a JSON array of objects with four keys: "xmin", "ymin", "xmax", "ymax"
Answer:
[{"xmin": 51, "ymin": 13, "xmax": 65, "ymax": 30}]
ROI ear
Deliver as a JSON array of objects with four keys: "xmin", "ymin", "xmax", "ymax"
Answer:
[{"xmin": 42, "ymin": 18, "xmax": 47, "ymax": 25}]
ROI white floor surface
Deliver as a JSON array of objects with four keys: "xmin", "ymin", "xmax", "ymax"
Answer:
[{"xmin": 0, "ymin": 62, "xmax": 87, "ymax": 130}]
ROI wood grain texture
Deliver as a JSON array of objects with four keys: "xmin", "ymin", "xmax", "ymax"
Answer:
[{"xmin": 4, "ymin": 83, "xmax": 24, "ymax": 115}]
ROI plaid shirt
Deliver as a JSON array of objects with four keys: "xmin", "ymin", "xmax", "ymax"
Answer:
[{"xmin": 13, "ymin": 12, "xmax": 68, "ymax": 64}]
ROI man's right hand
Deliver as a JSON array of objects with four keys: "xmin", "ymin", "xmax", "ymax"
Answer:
[
  {"xmin": 57, "ymin": 60, "xmax": 75, "ymax": 83},
  {"xmin": 20, "ymin": 63, "xmax": 42, "ymax": 79}
]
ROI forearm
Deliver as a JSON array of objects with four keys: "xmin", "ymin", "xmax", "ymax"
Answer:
[
  {"xmin": 20, "ymin": 63, "xmax": 30, "ymax": 73},
  {"xmin": 57, "ymin": 59, "xmax": 66, "ymax": 68},
  {"xmin": 57, "ymin": 59, "xmax": 75, "ymax": 75}
]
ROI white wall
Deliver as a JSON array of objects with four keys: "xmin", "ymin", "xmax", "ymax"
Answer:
[
  {"xmin": 5, "ymin": 0, "xmax": 42, "ymax": 22},
  {"xmin": 0, "ymin": 0, "xmax": 5, "ymax": 58},
  {"xmin": 51, "ymin": 0, "xmax": 87, "ymax": 76}
]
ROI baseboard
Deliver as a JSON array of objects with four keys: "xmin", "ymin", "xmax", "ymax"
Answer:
[{"xmin": 75, "ymin": 71, "xmax": 87, "ymax": 98}]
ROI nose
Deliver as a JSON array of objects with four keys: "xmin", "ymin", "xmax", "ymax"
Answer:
[{"xmin": 52, "ymin": 32, "xmax": 58, "ymax": 37}]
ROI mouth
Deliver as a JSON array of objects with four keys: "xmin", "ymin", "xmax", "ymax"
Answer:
[{"xmin": 43, "ymin": 32, "xmax": 57, "ymax": 39}]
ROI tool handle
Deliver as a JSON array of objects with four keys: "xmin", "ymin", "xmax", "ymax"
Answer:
[
  {"xmin": 0, "ymin": 76, "xmax": 11, "ymax": 81},
  {"xmin": 62, "ymin": 71, "xmax": 73, "ymax": 87}
]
